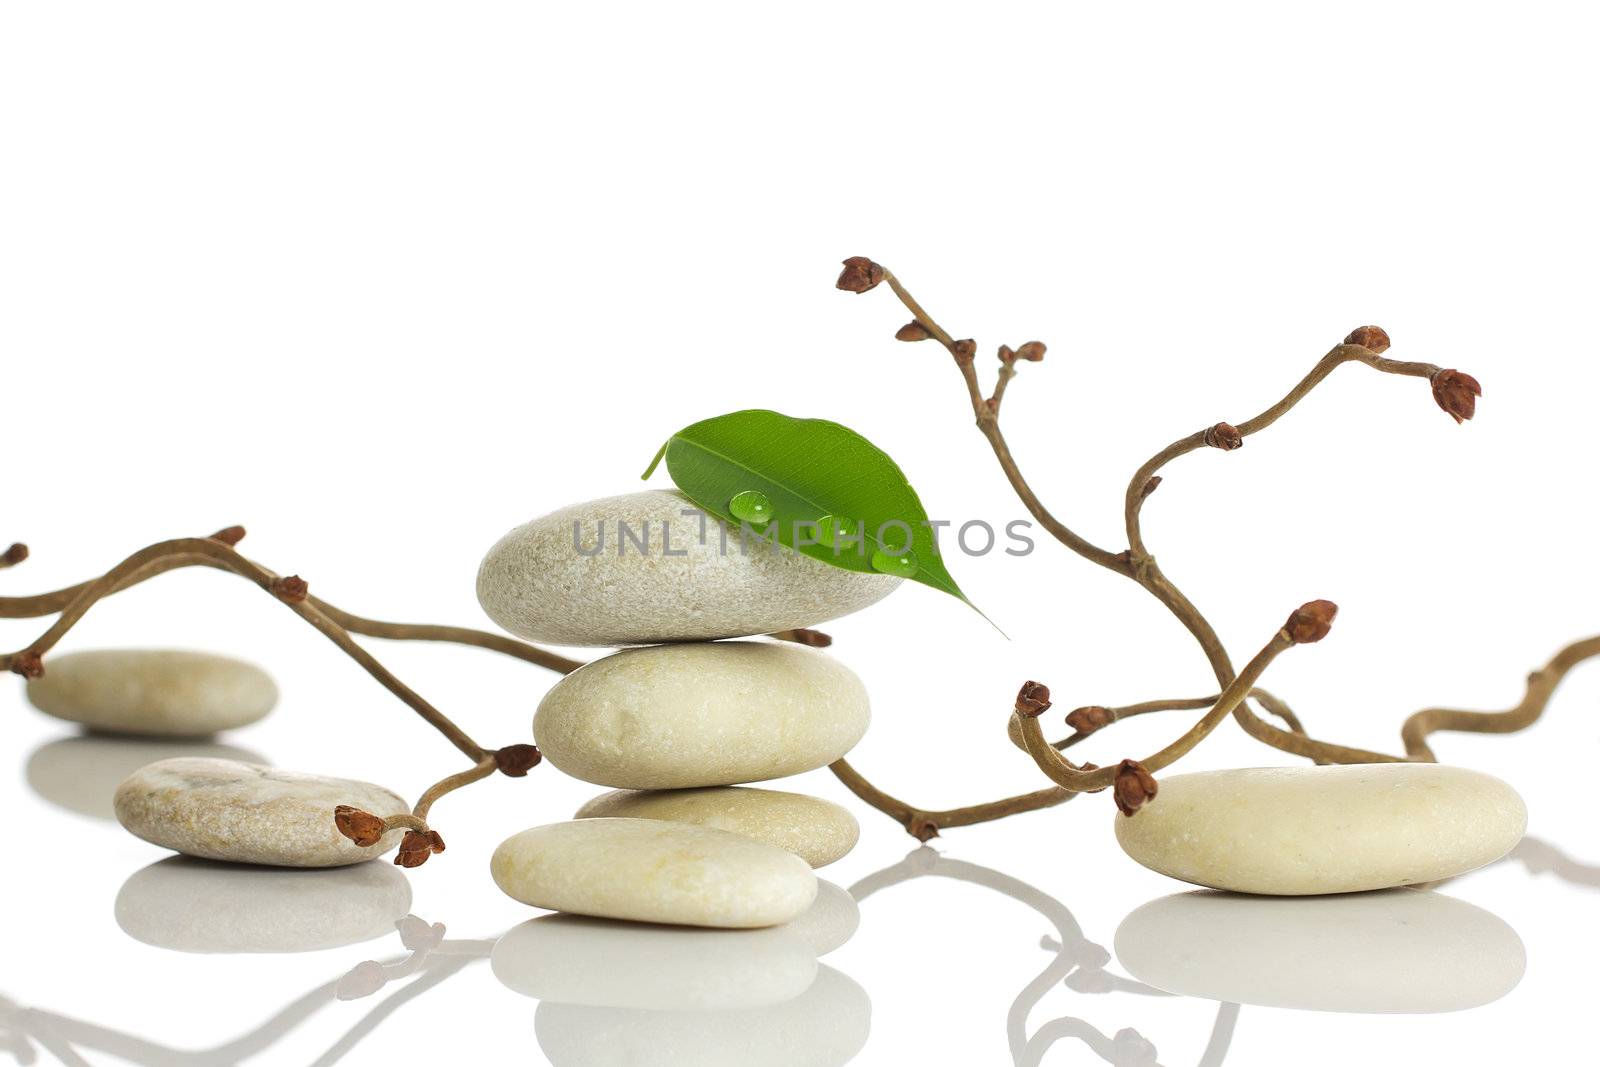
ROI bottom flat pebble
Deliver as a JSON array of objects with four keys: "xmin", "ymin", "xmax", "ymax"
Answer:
[
  {"xmin": 114, "ymin": 758, "xmax": 406, "ymax": 868},
  {"xmin": 491, "ymin": 818, "xmax": 817, "ymax": 928},
  {"xmin": 575, "ymin": 786, "xmax": 860, "ymax": 867},
  {"xmin": 1114, "ymin": 764, "xmax": 1527, "ymax": 895}
]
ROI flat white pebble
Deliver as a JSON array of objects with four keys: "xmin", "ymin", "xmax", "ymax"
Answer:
[
  {"xmin": 536, "ymin": 641, "xmax": 869, "ymax": 789},
  {"xmin": 576, "ymin": 786, "xmax": 859, "ymax": 867},
  {"xmin": 491, "ymin": 818, "xmax": 818, "ymax": 928},
  {"xmin": 116, "ymin": 856, "xmax": 413, "ymax": 953},
  {"xmin": 114, "ymin": 758, "xmax": 407, "ymax": 868},
  {"xmin": 26, "ymin": 649, "xmax": 277, "ymax": 736},
  {"xmin": 476, "ymin": 490, "xmax": 899, "ymax": 646},
  {"xmin": 534, "ymin": 966, "xmax": 871, "ymax": 1067},
  {"xmin": 492, "ymin": 915, "xmax": 818, "ymax": 1010},
  {"xmin": 1115, "ymin": 888, "xmax": 1526, "ymax": 1012},
  {"xmin": 1114, "ymin": 764, "xmax": 1527, "ymax": 895}
]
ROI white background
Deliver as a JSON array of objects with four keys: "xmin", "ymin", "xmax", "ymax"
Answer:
[{"xmin": 3, "ymin": 3, "xmax": 1599, "ymax": 1064}]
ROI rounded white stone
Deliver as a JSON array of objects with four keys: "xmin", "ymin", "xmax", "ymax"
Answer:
[
  {"xmin": 534, "ymin": 966, "xmax": 871, "ymax": 1067},
  {"xmin": 114, "ymin": 758, "xmax": 407, "ymax": 868},
  {"xmin": 476, "ymin": 490, "xmax": 899, "ymax": 646},
  {"xmin": 26, "ymin": 649, "xmax": 277, "ymax": 737},
  {"xmin": 536, "ymin": 641, "xmax": 869, "ymax": 789},
  {"xmin": 1115, "ymin": 888, "xmax": 1526, "ymax": 1012},
  {"xmin": 1114, "ymin": 764, "xmax": 1527, "ymax": 895},
  {"xmin": 116, "ymin": 855, "xmax": 413, "ymax": 953},
  {"xmin": 491, "ymin": 818, "xmax": 818, "ymax": 928},
  {"xmin": 27, "ymin": 735, "xmax": 267, "ymax": 821},
  {"xmin": 776, "ymin": 880, "xmax": 859, "ymax": 956},
  {"xmin": 575, "ymin": 786, "xmax": 860, "ymax": 868},
  {"xmin": 492, "ymin": 914, "xmax": 818, "ymax": 1010}
]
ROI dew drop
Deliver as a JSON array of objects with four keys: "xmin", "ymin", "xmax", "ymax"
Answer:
[
  {"xmin": 729, "ymin": 490, "xmax": 774, "ymax": 525},
  {"xmin": 870, "ymin": 548, "xmax": 918, "ymax": 578},
  {"xmin": 816, "ymin": 514, "xmax": 856, "ymax": 550}
]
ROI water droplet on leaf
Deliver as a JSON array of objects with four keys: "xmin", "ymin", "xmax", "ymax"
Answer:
[
  {"xmin": 729, "ymin": 490, "xmax": 774, "ymax": 525},
  {"xmin": 870, "ymin": 548, "xmax": 918, "ymax": 578}
]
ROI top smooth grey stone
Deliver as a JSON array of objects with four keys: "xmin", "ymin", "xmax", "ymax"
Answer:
[
  {"xmin": 26, "ymin": 649, "xmax": 277, "ymax": 737},
  {"xmin": 476, "ymin": 490, "xmax": 900, "ymax": 646}
]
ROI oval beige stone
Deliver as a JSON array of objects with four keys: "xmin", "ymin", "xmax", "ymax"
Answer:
[
  {"xmin": 114, "ymin": 758, "xmax": 407, "ymax": 868},
  {"xmin": 476, "ymin": 490, "xmax": 899, "ymax": 646},
  {"xmin": 1115, "ymin": 888, "xmax": 1525, "ymax": 1013},
  {"xmin": 491, "ymin": 818, "xmax": 818, "ymax": 928},
  {"xmin": 537, "ymin": 641, "xmax": 869, "ymax": 789},
  {"xmin": 575, "ymin": 787, "xmax": 860, "ymax": 867},
  {"xmin": 1114, "ymin": 764, "xmax": 1527, "ymax": 895},
  {"xmin": 26, "ymin": 649, "xmax": 277, "ymax": 737}
]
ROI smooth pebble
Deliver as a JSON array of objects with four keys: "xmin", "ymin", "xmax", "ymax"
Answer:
[
  {"xmin": 575, "ymin": 786, "xmax": 859, "ymax": 868},
  {"xmin": 491, "ymin": 819, "xmax": 818, "ymax": 928},
  {"xmin": 536, "ymin": 641, "xmax": 868, "ymax": 789},
  {"xmin": 476, "ymin": 490, "xmax": 898, "ymax": 646},
  {"xmin": 1115, "ymin": 888, "xmax": 1526, "ymax": 1012},
  {"xmin": 114, "ymin": 758, "xmax": 407, "ymax": 867},
  {"xmin": 26, "ymin": 649, "xmax": 276, "ymax": 737},
  {"xmin": 116, "ymin": 856, "xmax": 413, "ymax": 953},
  {"xmin": 1114, "ymin": 764, "xmax": 1527, "ymax": 895}
]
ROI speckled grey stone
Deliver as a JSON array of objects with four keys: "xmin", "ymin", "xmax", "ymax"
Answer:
[
  {"xmin": 491, "ymin": 818, "xmax": 818, "ymax": 928},
  {"xmin": 115, "ymin": 855, "xmax": 413, "ymax": 953},
  {"xmin": 576, "ymin": 787, "xmax": 859, "ymax": 868},
  {"xmin": 476, "ymin": 490, "xmax": 900, "ymax": 646},
  {"xmin": 26, "ymin": 649, "xmax": 277, "ymax": 736},
  {"xmin": 534, "ymin": 966, "xmax": 871, "ymax": 1067},
  {"xmin": 1114, "ymin": 764, "xmax": 1527, "ymax": 895},
  {"xmin": 536, "ymin": 641, "xmax": 869, "ymax": 790},
  {"xmin": 114, "ymin": 758, "xmax": 407, "ymax": 867}
]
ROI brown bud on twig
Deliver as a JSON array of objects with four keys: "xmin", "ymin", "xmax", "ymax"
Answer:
[
  {"xmin": 1203, "ymin": 422, "xmax": 1243, "ymax": 451},
  {"xmin": 1015, "ymin": 680, "xmax": 1052, "ymax": 718},
  {"xmin": 8, "ymin": 651, "xmax": 43, "ymax": 679},
  {"xmin": 1014, "ymin": 341, "xmax": 1046, "ymax": 362},
  {"xmin": 1113, "ymin": 759, "xmax": 1158, "ymax": 816},
  {"xmin": 395, "ymin": 829, "xmax": 446, "ymax": 868},
  {"xmin": 1430, "ymin": 369, "xmax": 1481, "ymax": 424},
  {"xmin": 895, "ymin": 321, "xmax": 931, "ymax": 342},
  {"xmin": 836, "ymin": 256, "xmax": 884, "ymax": 294},
  {"xmin": 909, "ymin": 817, "xmax": 940, "ymax": 843},
  {"xmin": 1066, "ymin": 705, "xmax": 1117, "ymax": 734},
  {"xmin": 1139, "ymin": 476, "xmax": 1162, "ymax": 500},
  {"xmin": 997, "ymin": 344, "xmax": 1016, "ymax": 363},
  {"xmin": 494, "ymin": 743, "xmax": 543, "ymax": 777},
  {"xmin": 271, "ymin": 575, "xmax": 309, "ymax": 603},
  {"xmin": 1344, "ymin": 325, "xmax": 1391, "ymax": 353},
  {"xmin": 1, "ymin": 543, "xmax": 28, "ymax": 567},
  {"xmin": 334, "ymin": 805, "xmax": 388, "ymax": 848},
  {"xmin": 951, "ymin": 339, "xmax": 977, "ymax": 365},
  {"xmin": 209, "ymin": 526, "xmax": 246, "ymax": 547},
  {"xmin": 1284, "ymin": 599, "xmax": 1338, "ymax": 643}
]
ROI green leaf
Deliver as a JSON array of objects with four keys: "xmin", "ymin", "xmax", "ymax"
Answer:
[{"xmin": 642, "ymin": 408, "xmax": 977, "ymax": 609}]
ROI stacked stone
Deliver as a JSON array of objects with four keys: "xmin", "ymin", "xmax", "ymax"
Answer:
[{"xmin": 478, "ymin": 489, "xmax": 900, "ymax": 929}]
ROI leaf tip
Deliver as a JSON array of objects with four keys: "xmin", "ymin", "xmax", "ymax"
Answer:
[{"xmin": 640, "ymin": 441, "xmax": 668, "ymax": 481}]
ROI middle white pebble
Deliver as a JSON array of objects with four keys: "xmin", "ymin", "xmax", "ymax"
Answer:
[{"xmin": 534, "ymin": 640, "xmax": 869, "ymax": 789}]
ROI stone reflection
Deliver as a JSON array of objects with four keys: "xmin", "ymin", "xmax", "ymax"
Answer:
[
  {"xmin": 26, "ymin": 733, "xmax": 266, "ymax": 820},
  {"xmin": 491, "ymin": 880, "xmax": 870, "ymax": 1066},
  {"xmin": 116, "ymin": 856, "xmax": 412, "ymax": 954},
  {"xmin": 1115, "ymin": 888, "xmax": 1526, "ymax": 1014}
]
